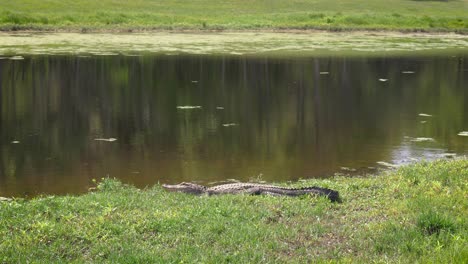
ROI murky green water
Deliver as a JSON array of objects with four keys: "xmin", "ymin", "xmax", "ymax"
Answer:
[{"xmin": 0, "ymin": 53, "xmax": 467, "ymax": 196}]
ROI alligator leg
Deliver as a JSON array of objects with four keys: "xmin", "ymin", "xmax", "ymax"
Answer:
[
  {"xmin": 240, "ymin": 187, "xmax": 304, "ymax": 196},
  {"xmin": 241, "ymin": 187, "xmax": 263, "ymax": 195},
  {"xmin": 244, "ymin": 188, "xmax": 287, "ymax": 196},
  {"xmin": 207, "ymin": 187, "xmax": 263, "ymax": 195}
]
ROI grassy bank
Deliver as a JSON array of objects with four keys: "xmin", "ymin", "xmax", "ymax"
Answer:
[
  {"xmin": 1, "ymin": 159, "xmax": 467, "ymax": 262},
  {"xmin": 0, "ymin": 0, "xmax": 467, "ymax": 32}
]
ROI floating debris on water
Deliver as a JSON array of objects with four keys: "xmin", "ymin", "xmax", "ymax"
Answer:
[
  {"xmin": 458, "ymin": 131, "xmax": 468, "ymax": 137},
  {"xmin": 93, "ymin": 52, "xmax": 118, "ymax": 56},
  {"xmin": 441, "ymin": 153, "xmax": 457, "ymax": 158},
  {"xmin": 376, "ymin": 161, "xmax": 399, "ymax": 168},
  {"xmin": 216, "ymin": 106, "xmax": 225, "ymax": 110},
  {"xmin": 222, "ymin": 123, "xmax": 238, "ymax": 127},
  {"xmin": 94, "ymin": 138, "xmax": 117, "ymax": 142},
  {"xmin": 340, "ymin": 167, "xmax": 357, "ymax": 172},
  {"xmin": 11, "ymin": 140, "xmax": 20, "ymax": 144},
  {"xmin": 9, "ymin": 56, "xmax": 24, "ymax": 60},
  {"xmin": 0, "ymin": 197, "xmax": 12, "ymax": 202},
  {"xmin": 378, "ymin": 78, "xmax": 388, "ymax": 82},
  {"xmin": 410, "ymin": 137, "xmax": 435, "ymax": 142},
  {"xmin": 319, "ymin": 72, "xmax": 329, "ymax": 75},
  {"xmin": 418, "ymin": 113, "xmax": 432, "ymax": 117},
  {"xmin": 402, "ymin": 71, "xmax": 415, "ymax": 74},
  {"xmin": 176, "ymin": 106, "xmax": 202, "ymax": 109}
]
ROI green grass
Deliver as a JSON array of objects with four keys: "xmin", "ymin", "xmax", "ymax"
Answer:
[
  {"xmin": 0, "ymin": 0, "xmax": 467, "ymax": 32},
  {"xmin": 1, "ymin": 159, "xmax": 467, "ymax": 262}
]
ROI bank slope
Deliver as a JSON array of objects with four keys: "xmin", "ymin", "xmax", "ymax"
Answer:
[{"xmin": 0, "ymin": 159, "xmax": 467, "ymax": 262}]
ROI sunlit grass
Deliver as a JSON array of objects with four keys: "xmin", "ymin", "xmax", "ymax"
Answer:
[
  {"xmin": 0, "ymin": 158, "xmax": 467, "ymax": 262},
  {"xmin": 0, "ymin": 0, "xmax": 467, "ymax": 32}
]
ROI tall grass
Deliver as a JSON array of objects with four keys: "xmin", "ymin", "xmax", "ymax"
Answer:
[{"xmin": 0, "ymin": 0, "xmax": 467, "ymax": 31}]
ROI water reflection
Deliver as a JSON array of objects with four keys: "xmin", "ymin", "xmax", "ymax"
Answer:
[{"xmin": 0, "ymin": 54, "xmax": 467, "ymax": 196}]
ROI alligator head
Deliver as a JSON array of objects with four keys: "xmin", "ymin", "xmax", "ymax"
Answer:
[{"xmin": 162, "ymin": 182, "xmax": 207, "ymax": 195}]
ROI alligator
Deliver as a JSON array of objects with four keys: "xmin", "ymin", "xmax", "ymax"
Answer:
[{"xmin": 162, "ymin": 182, "xmax": 340, "ymax": 202}]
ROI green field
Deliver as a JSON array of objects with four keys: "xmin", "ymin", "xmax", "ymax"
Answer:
[
  {"xmin": 0, "ymin": 0, "xmax": 467, "ymax": 32},
  {"xmin": 1, "ymin": 159, "xmax": 467, "ymax": 262}
]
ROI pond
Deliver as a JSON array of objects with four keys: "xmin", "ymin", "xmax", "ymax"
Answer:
[{"xmin": 0, "ymin": 33, "xmax": 467, "ymax": 197}]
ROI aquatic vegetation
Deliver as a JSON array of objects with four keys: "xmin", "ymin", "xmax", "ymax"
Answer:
[
  {"xmin": 410, "ymin": 137, "xmax": 436, "ymax": 142},
  {"xmin": 418, "ymin": 113, "xmax": 433, "ymax": 117},
  {"xmin": 8, "ymin": 55, "xmax": 23, "ymax": 60},
  {"xmin": 176, "ymin": 106, "xmax": 202, "ymax": 109},
  {"xmin": 94, "ymin": 138, "xmax": 117, "ymax": 142},
  {"xmin": 222, "ymin": 123, "xmax": 238, "ymax": 127},
  {"xmin": 377, "ymin": 161, "xmax": 399, "ymax": 168},
  {"xmin": 0, "ymin": 32, "xmax": 467, "ymax": 57}
]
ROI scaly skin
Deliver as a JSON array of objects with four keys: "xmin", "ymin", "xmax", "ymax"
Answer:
[{"xmin": 162, "ymin": 182, "xmax": 340, "ymax": 202}]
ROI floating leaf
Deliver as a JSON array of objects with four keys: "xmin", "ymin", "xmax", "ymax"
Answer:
[
  {"xmin": 378, "ymin": 78, "xmax": 388, "ymax": 82},
  {"xmin": 410, "ymin": 137, "xmax": 435, "ymax": 142},
  {"xmin": 92, "ymin": 52, "xmax": 118, "ymax": 56},
  {"xmin": 376, "ymin": 161, "xmax": 399, "ymax": 168},
  {"xmin": 176, "ymin": 106, "xmax": 202, "ymax": 109},
  {"xmin": 340, "ymin": 167, "xmax": 356, "ymax": 172},
  {"xmin": 458, "ymin": 131, "xmax": 468, "ymax": 137},
  {"xmin": 11, "ymin": 140, "xmax": 20, "ymax": 144},
  {"xmin": 222, "ymin": 123, "xmax": 238, "ymax": 127},
  {"xmin": 418, "ymin": 113, "xmax": 432, "ymax": 117},
  {"xmin": 0, "ymin": 197, "xmax": 12, "ymax": 202},
  {"xmin": 441, "ymin": 153, "xmax": 456, "ymax": 157},
  {"xmin": 94, "ymin": 138, "xmax": 117, "ymax": 142}
]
